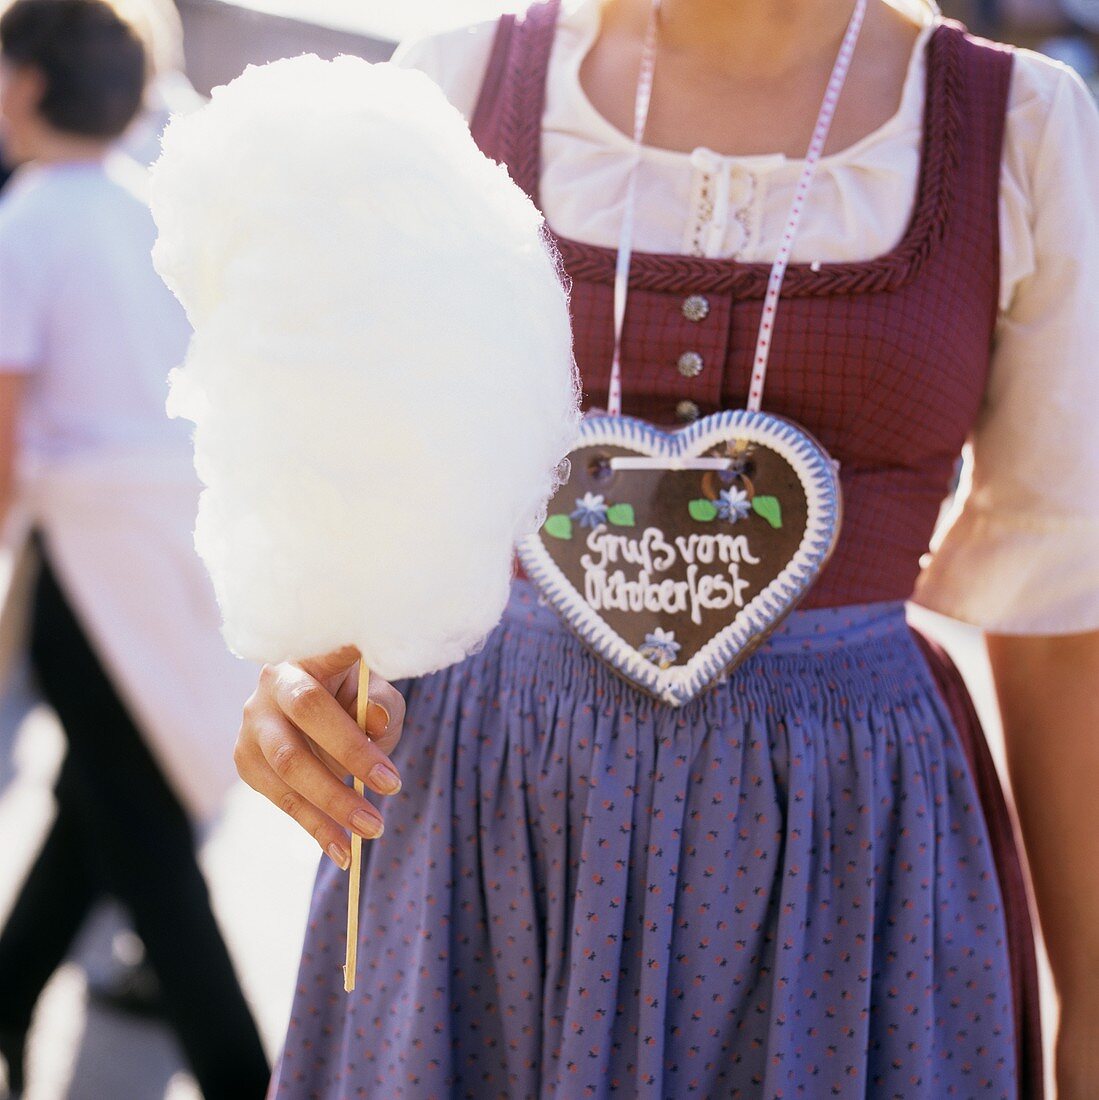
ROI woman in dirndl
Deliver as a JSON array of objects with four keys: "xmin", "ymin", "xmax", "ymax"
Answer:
[{"xmin": 237, "ymin": 0, "xmax": 1099, "ymax": 1096}]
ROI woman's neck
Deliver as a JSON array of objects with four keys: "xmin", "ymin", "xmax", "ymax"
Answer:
[
  {"xmin": 652, "ymin": 0, "xmax": 861, "ymax": 78},
  {"xmin": 584, "ymin": 0, "xmax": 921, "ymax": 159}
]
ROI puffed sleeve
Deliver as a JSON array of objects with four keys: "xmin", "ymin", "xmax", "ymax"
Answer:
[
  {"xmin": 913, "ymin": 56, "xmax": 1099, "ymax": 634},
  {"xmin": 390, "ymin": 20, "xmax": 499, "ymax": 123}
]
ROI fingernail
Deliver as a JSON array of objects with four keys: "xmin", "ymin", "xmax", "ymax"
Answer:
[
  {"xmin": 327, "ymin": 842, "xmax": 350, "ymax": 870},
  {"xmin": 366, "ymin": 701, "xmax": 390, "ymax": 735},
  {"xmin": 350, "ymin": 809, "xmax": 384, "ymax": 839},
  {"xmin": 367, "ymin": 762, "xmax": 401, "ymax": 795}
]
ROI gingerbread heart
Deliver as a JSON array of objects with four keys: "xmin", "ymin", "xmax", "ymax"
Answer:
[{"xmin": 517, "ymin": 411, "xmax": 842, "ymax": 706}]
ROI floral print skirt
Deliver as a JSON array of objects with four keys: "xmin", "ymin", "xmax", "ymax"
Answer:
[{"xmin": 271, "ymin": 582, "xmax": 1016, "ymax": 1099}]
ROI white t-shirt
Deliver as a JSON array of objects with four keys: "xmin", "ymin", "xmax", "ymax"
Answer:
[
  {"xmin": 0, "ymin": 155, "xmax": 256, "ymax": 821},
  {"xmin": 0, "ymin": 156, "xmax": 192, "ymax": 462},
  {"xmin": 395, "ymin": 0, "xmax": 1099, "ymax": 635}
]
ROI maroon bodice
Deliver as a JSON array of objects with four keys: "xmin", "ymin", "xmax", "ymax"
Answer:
[{"xmin": 473, "ymin": 0, "xmax": 1013, "ymax": 608}]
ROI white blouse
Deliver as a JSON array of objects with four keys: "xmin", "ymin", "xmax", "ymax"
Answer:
[{"xmin": 395, "ymin": 0, "xmax": 1099, "ymax": 635}]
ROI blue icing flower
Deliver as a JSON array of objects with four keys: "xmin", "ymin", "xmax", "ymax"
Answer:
[
  {"xmin": 640, "ymin": 627, "xmax": 681, "ymax": 668},
  {"xmin": 716, "ymin": 486, "xmax": 752, "ymax": 522},
  {"xmin": 570, "ymin": 491, "xmax": 608, "ymax": 528}
]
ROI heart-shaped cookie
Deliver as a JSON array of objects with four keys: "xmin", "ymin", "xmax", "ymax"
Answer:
[{"xmin": 517, "ymin": 411, "xmax": 842, "ymax": 706}]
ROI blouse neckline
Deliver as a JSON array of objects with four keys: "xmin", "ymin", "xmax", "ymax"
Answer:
[
  {"xmin": 560, "ymin": 0, "xmax": 935, "ymax": 171},
  {"xmin": 508, "ymin": 5, "xmax": 964, "ymax": 299}
]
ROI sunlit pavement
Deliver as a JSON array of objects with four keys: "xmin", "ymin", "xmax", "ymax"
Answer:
[{"xmin": 0, "ymin": 609, "xmax": 1054, "ymax": 1100}]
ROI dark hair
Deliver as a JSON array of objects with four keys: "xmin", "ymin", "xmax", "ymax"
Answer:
[{"xmin": 0, "ymin": 0, "xmax": 146, "ymax": 139}]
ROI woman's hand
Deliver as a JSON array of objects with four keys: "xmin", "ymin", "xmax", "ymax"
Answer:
[{"xmin": 234, "ymin": 646, "xmax": 406, "ymax": 871}]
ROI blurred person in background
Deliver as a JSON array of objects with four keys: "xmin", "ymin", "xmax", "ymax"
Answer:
[
  {"xmin": 0, "ymin": 1, "xmax": 268, "ymax": 1096},
  {"xmin": 0, "ymin": 0, "xmax": 208, "ymax": 1031},
  {"xmin": 0, "ymin": 0, "xmax": 203, "ymax": 185}
]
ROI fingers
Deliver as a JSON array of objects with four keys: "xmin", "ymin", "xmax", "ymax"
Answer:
[
  {"xmin": 311, "ymin": 677, "xmax": 404, "ymax": 776},
  {"xmin": 270, "ymin": 664, "xmax": 402, "ymax": 797},
  {"xmin": 311, "ymin": 741, "xmax": 346, "ymax": 779},
  {"xmin": 241, "ymin": 754, "xmax": 352, "ymax": 870},
  {"xmin": 364, "ymin": 673, "xmax": 406, "ymax": 757},
  {"xmin": 237, "ymin": 711, "xmax": 386, "ymax": 844},
  {"xmin": 333, "ymin": 665, "xmax": 406, "ymax": 757}
]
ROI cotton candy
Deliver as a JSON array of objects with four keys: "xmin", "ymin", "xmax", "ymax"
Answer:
[{"xmin": 150, "ymin": 55, "xmax": 579, "ymax": 678}]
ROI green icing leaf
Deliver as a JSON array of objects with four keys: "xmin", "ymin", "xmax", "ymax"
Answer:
[
  {"xmin": 543, "ymin": 514, "xmax": 573, "ymax": 540},
  {"xmin": 688, "ymin": 498, "xmax": 718, "ymax": 523},
  {"xmin": 606, "ymin": 503, "xmax": 636, "ymax": 527},
  {"xmin": 752, "ymin": 495, "xmax": 783, "ymax": 529}
]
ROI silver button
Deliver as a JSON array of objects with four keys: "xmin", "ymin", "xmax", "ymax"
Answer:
[
  {"xmin": 676, "ymin": 399, "xmax": 701, "ymax": 423},
  {"xmin": 682, "ymin": 294, "xmax": 710, "ymax": 322},
  {"xmin": 677, "ymin": 350, "xmax": 704, "ymax": 378}
]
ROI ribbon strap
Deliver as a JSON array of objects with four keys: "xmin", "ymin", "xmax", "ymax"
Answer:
[{"xmin": 608, "ymin": 5, "xmax": 660, "ymax": 419}]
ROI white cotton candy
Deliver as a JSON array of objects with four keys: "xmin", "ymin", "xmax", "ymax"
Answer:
[{"xmin": 150, "ymin": 55, "xmax": 579, "ymax": 678}]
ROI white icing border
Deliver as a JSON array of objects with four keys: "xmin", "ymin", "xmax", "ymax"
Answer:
[{"xmin": 517, "ymin": 411, "xmax": 842, "ymax": 707}]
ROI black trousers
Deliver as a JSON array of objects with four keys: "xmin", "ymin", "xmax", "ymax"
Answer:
[{"xmin": 0, "ymin": 553, "xmax": 269, "ymax": 1099}]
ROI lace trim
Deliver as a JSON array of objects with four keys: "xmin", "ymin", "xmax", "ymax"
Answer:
[
  {"xmin": 686, "ymin": 167, "xmax": 716, "ymax": 257},
  {"xmin": 683, "ymin": 152, "xmax": 756, "ymax": 259}
]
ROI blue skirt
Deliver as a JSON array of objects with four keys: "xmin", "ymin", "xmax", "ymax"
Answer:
[{"xmin": 271, "ymin": 582, "xmax": 1016, "ymax": 1099}]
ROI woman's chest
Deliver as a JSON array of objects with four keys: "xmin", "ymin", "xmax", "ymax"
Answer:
[{"xmin": 565, "ymin": 271, "xmax": 995, "ymax": 470}]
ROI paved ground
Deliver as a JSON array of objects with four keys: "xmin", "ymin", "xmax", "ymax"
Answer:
[
  {"xmin": 0, "ymin": 602, "xmax": 1054, "ymax": 1099},
  {"xmin": 0, "ymin": 676, "xmax": 319, "ymax": 1100}
]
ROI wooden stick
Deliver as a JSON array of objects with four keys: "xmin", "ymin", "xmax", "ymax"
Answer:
[{"xmin": 343, "ymin": 660, "xmax": 369, "ymax": 993}]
